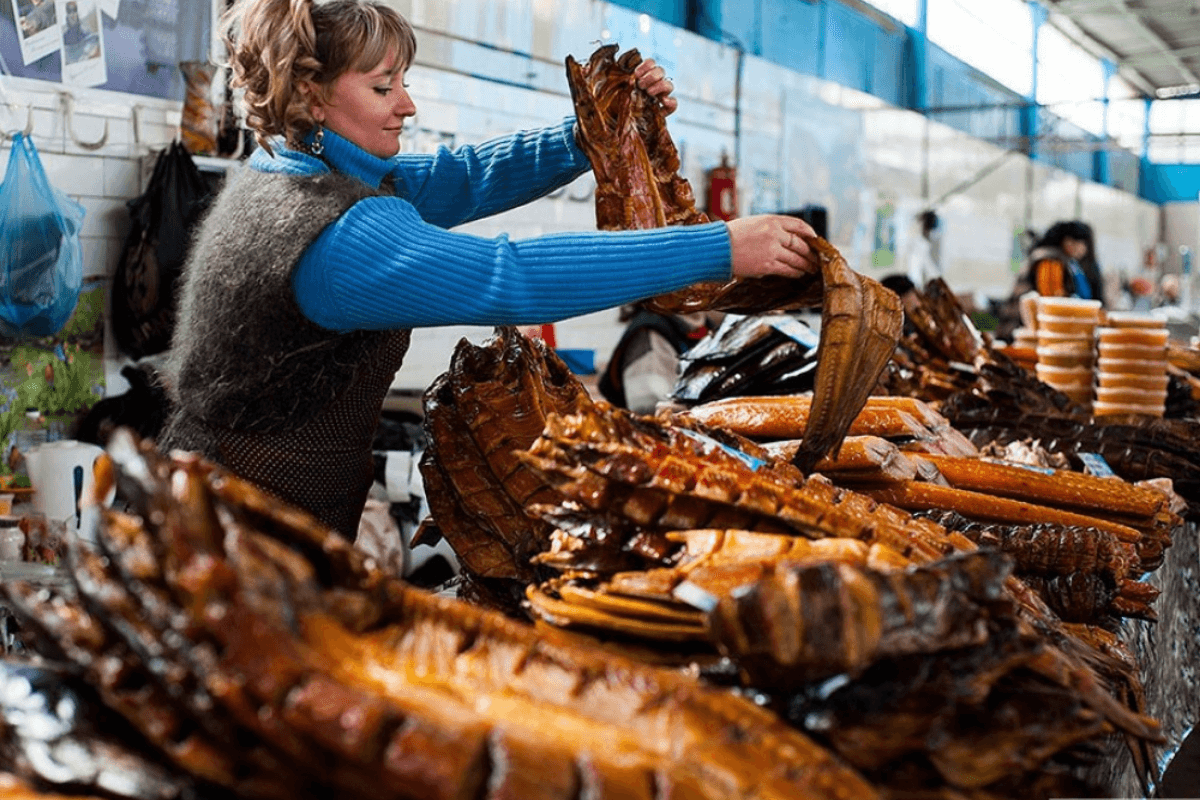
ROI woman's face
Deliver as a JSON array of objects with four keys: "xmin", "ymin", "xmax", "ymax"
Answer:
[
  {"xmin": 1063, "ymin": 237, "xmax": 1088, "ymax": 261},
  {"xmin": 313, "ymin": 48, "xmax": 416, "ymax": 159}
]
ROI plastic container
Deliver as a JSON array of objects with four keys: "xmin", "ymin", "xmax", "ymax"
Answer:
[
  {"xmin": 1095, "ymin": 386, "xmax": 1167, "ymax": 405},
  {"xmin": 1095, "ymin": 327, "xmax": 1170, "ymax": 347},
  {"xmin": 1093, "ymin": 400, "xmax": 1163, "ymax": 417},
  {"xmin": 1036, "ymin": 352, "xmax": 1093, "ymax": 370},
  {"xmin": 1036, "ymin": 364, "xmax": 1094, "ymax": 386},
  {"xmin": 1011, "ymin": 327, "xmax": 1039, "ymax": 347},
  {"xmin": 1096, "ymin": 357, "xmax": 1168, "ymax": 377},
  {"xmin": 1018, "ymin": 292, "xmax": 1040, "ymax": 329},
  {"xmin": 1036, "ymin": 328, "xmax": 1092, "ymax": 344},
  {"xmin": 1097, "ymin": 341, "xmax": 1167, "ymax": 361},
  {"xmin": 1104, "ymin": 312, "xmax": 1166, "ymax": 329},
  {"xmin": 1096, "ymin": 372, "xmax": 1170, "ymax": 391},
  {"xmin": 1036, "ymin": 296, "xmax": 1102, "ymax": 319},
  {"xmin": 1037, "ymin": 340, "xmax": 1094, "ymax": 361},
  {"xmin": 1037, "ymin": 314, "xmax": 1098, "ymax": 336}
]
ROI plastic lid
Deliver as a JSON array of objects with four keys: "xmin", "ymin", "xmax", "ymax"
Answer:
[{"xmin": 1103, "ymin": 311, "xmax": 1166, "ymax": 328}]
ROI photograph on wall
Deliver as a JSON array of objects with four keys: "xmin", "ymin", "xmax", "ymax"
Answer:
[
  {"xmin": 11, "ymin": 0, "xmax": 59, "ymax": 64},
  {"xmin": 58, "ymin": 0, "xmax": 105, "ymax": 86}
]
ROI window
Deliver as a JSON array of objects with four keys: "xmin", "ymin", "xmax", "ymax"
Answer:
[
  {"xmin": 1148, "ymin": 98, "xmax": 1200, "ymax": 163},
  {"xmin": 927, "ymin": 0, "xmax": 1033, "ymax": 96},
  {"xmin": 1037, "ymin": 24, "xmax": 1106, "ymax": 136}
]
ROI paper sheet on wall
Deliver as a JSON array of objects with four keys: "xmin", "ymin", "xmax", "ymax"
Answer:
[
  {"xmin": 98, "ymin": 0, "xmax": 116, "ymax": 18},
  {"xmin": 58, "ymin": 0, "xmax": 106, "ymax": 87},
  {"xmin": 11, "ymin": 0, "xmax": 61, "ymax": 65}
]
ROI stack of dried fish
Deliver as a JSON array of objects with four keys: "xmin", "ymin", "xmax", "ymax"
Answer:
[
  {"xmin": 0, "ymin": 431, "xmax": 884, "ymax": 800},
  {"xmin": 857, "ymin": 281, "xmax": 1200, "ymax": 517},
  {"xmin": 674, "ymin": 392, "xmax": 1177, "ymax": 624},
  {"xmin": 506, "ymin": 400, "xmax": 1164, "ymax": 798},
  {"xmin": 942, "ymin": 351, "xmax": 1200, "ymax": 514},
  {"xmin": 403, "ymin": 305, "xmax": 1184, "ymax": 800}
]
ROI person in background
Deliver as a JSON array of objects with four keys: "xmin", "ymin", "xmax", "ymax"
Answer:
[
  {"xmin": 599, "ymin": 304, "xmax": 717, "ymax": 414},
  {"xmin": 1020, "ymin": 220, "xmax": 1099, "ymax": 302},
  {"xmin": 904, "ymin": 210, "xmax": 942, "ymax": 291},
  {"xmin": 157, "ymin": 0, "xmax": 821, "ymax": 539},
  {"xmin": 1125, "ymin": 276, "xmax": 1156, "ymax": 312}
]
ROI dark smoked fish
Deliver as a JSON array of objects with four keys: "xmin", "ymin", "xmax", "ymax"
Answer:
[{"xmin": 565, "ymin": 44, "xmax": 903, "ymax": 470}]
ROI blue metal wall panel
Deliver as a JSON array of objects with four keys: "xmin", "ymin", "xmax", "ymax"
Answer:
[
  {"xmin": 1143, "ymin": 164, "xmax": 1200, "ymax": 203},
  {"xmin": 711, "ymin": 0, "xmax": 759, "ymax": 52},
  {"xmin": 823, "ymin": 2, "xmax": 876, "ymax": 94},
  {"xmin": 870, "ymin": 23, "xmax": 907, "ymax": 108},
  {"xmin": 604, "ymin": 0, "xmax": 688, "ymax": 29},
  {"xmin": 757, "ymin": 0, "xmax": 822, "ymax": 78}
]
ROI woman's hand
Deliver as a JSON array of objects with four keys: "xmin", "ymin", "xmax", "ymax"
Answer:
[
  {"xmin": 726, "ymin": 215, "xmax": 821, "ymax": 278},
  {"xmin": 635, "ymin": 58, "xmax": 677, "ymax": 115}
]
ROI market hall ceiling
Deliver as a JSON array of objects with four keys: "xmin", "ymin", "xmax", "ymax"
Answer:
[{"xmin": 1043, "ymin": 0, "xmax": 1200, "ymax": 98}]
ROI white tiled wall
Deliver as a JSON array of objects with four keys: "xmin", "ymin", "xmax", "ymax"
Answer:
[{"xmin": 0, "ymin": 0, "xmax": 1190, "ymax": 399}]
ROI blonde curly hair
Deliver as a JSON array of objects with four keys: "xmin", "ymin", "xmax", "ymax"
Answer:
[{"xmin": 220, "ymin": 0, "xmax": 416, "ymax": 154}]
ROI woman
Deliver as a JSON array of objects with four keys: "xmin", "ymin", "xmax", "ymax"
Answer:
[
  {"xmin": 159, "ymin": 0, "xmax": 820, "ymax": 538},
  {"xmin": 1021, "ymin": 220, "xmax": 1097, "ymax": 302}
]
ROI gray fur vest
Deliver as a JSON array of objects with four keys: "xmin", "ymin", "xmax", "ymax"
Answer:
[
  {"xmin": 158, "ymin": 166, "xmax": 412, "ymax": 537},
  {"xmin": 165, "ymin": 166, "xmax": 396, "ymax": 433}
]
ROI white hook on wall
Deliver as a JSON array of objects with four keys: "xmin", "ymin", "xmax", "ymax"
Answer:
[
  {"xmin": 131, "ymin": 103, "xmax": 143, "ymax": 146},
  {"xmin": 59, "ymin": 91, "xmax": 108, "ymax": 150},
  {"xmin": 0, "ymin": 102, "xmax": 35, "ymax": 144}
]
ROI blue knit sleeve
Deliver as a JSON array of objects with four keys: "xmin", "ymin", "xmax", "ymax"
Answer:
[
  {"xmin": 389, "ymin": 119, "xmax": 590, "ymax": 229},
  {"xmin": 292, "ymin": 196, "xmax": 732, "ymax": 331}
]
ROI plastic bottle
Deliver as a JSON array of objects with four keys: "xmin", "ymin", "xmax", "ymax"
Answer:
[{"xmin": 11, "ymin": 409, "xmax": 46, "ymax": 475}]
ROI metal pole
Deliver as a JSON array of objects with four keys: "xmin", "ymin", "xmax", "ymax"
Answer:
[
  {"xmin": 1097, "ymin": 58, "xmax": 1116, "ymax": 185},
  {"xmin": 916, "ymin": 0, "xmax": 930, "ymax": 202},
  {"xmin": 1026, "ymin": 1, "xmax": 1048, "ymax": 162}
]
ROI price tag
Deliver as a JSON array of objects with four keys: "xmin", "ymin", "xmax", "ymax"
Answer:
[
  {"xmin": 679, "ymin": 429, "xmax": 766, "ymax": 471},
  {"xmin": 1078, "ymin": 452, "xmax": 1116, "ymax": 478},
  {"xmin": 770, "ymin": 316, "xmax": 820, "ymax": 349}
]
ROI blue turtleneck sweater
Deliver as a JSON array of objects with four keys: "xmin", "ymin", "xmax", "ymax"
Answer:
[{"xmin": 250, "ymin": 119, "xmax": 734, "ymax": 331}]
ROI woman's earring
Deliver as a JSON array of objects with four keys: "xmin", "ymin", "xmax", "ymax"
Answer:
[{"xmin": 311, "ymin": 123, "xmax": 325, "ymax": 155}]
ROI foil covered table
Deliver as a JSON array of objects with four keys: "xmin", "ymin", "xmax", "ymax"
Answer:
[{"xmin": 1089, "ymin": 521, "xmax": 1199, "ymax": 797}]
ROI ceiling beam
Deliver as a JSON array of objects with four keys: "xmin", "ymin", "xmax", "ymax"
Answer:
[
  {"xmin": 1045, "ymin": 12, "xmax": 1158, "ymax": 96},
  {"xmin": 1122, "ymin": 43, "xmax": 1200, "ymax": 67},
  {"xmin": 1047, "ymin": 0, "xmax": 1127, "ymax": 14},
  {"xmin": 1047, "ymin": 0, "xmax": 1200, "ymax": 94}
]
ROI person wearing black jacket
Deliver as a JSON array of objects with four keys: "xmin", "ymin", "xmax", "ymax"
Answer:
[{"xmin": 599, "ymin": 305, "xmax": 712, "ymax": 414}]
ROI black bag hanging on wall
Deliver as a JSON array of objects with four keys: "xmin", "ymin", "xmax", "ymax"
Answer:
[{"xmin": 110, "ymin": 141, "xmax": 212, "ymax": 359}]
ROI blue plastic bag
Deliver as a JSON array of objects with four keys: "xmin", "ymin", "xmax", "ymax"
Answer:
[{"xmin": 0, "ymin": 133, "xmax": 86, "ymax": 338}]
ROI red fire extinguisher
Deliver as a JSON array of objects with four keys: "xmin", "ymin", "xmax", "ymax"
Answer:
[{"xmin": 706, "ymin": 154, "xmax": 738, "ymax": 221}]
